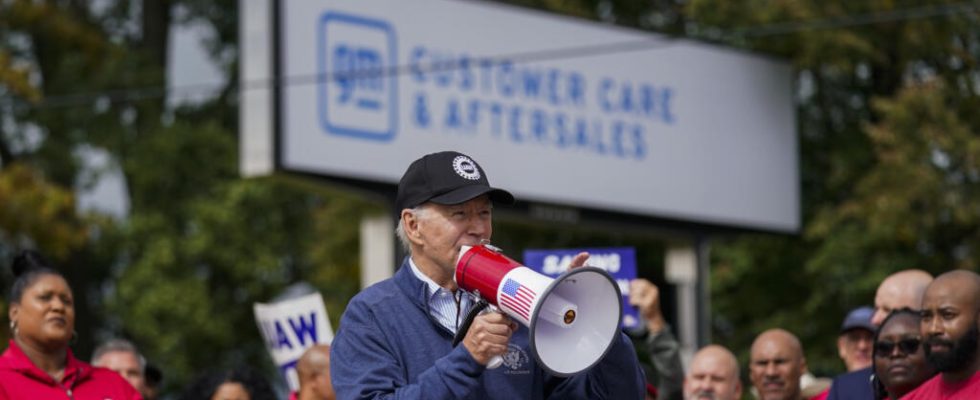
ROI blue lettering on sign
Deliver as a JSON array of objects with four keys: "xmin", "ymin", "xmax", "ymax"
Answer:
[
  {"xmin": 278, "ymin": 359, "xmax": 298, "ymax": 382},
  {"xmin": 318, "ymin": 12, "xmax": 397, "ymax": 141},
  {"xmin": 274, "ymin": 321, "xmax": 292, "ymax": 350},
  {"xmin": 597, "ymin": 77, "xmax": 676, "ymax": 123},
  {"xmin": 260, "ymin": 311, "xmax": 321, "ymax": 351},
  {"xmin": 333, "ymin": 45, "xmax": 383, "ymax": 109},
  {"xmin": 288, "ymin": 312, "xmax": 319, "ymax": 347},
  {"xmin": 314, "ymin": 24, "xmax": 680, "ymax": 160}
]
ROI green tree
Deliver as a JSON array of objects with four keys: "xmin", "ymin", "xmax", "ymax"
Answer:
[
  {"xmin": 684, "ymin": 0, "xmax": 980, "ymax": 376},
  {"xmin": 0, "ymin": 0, "xmax": 374, "ymax": 393}
]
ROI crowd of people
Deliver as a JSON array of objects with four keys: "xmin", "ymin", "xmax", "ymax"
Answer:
[
  {"xmin": 656, "ymin": 267, "xmax": 980, "ymax": 400},
  {"xmin": 4, "ymin": 150, "xmax": 980, "ymax": 400},
  {"xmin": 0, "ymin": 250, "xmax": 336, "ymax": 400}
]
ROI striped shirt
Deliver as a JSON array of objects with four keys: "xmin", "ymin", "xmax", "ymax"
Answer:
[{"xmin": 408, "ymin": 258, "xmax": 473, "ymax": 334}]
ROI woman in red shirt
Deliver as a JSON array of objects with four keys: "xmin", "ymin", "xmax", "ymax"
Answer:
[{"xmin": 0, "ymin": 250, "xmax": 142, "ymax": 400}]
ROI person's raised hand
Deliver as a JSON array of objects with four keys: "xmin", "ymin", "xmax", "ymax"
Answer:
[
  {"xmin": 567, "ymin": 252, "xmax": 590, "ymax": 270},
  {"xmin": 629, "ymin": 278, "xmax": 666, "ymax": 334}
]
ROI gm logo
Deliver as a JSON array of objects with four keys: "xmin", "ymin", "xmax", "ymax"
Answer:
[{"xmin": 318, "ymin": 12, "xmax": 397, "ymax": 141}]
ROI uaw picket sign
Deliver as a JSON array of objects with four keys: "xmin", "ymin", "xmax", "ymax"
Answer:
[{"xmin": 253, "ymin": 292, "xmax": 334, "ymax": 390}]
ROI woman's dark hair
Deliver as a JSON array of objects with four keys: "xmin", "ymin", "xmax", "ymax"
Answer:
[
  {"xmin": 871, "ymin": 308, "xmax": 921, "ymax": 399},
  {"xmin": 180, "ymin": 367, "xmax": 277, "ymax": 400},
  {"xmin": 9, "ymin": 250, "xmax": 63, "ymax": 304}
]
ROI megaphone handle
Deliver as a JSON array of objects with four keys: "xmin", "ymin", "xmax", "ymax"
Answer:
[
  {"xmin": 451, "ymin": 299, "xmax": 504, "ymax": 370},
  {"xmin": 452, "ymin": 299, "xmax": 489, "ymax": 347},
  {"xmin": 486, "ymin": 355, "xmax": 504, "ymax": 369},
  {"xmin": 482, "ymin": 304, "xmax": 504, "ymax": 369}
]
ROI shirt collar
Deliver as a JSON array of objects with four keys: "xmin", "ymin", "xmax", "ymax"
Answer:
[{"xmin": 408, "ymin": 257, "xmax": 454, "ymax": 298}]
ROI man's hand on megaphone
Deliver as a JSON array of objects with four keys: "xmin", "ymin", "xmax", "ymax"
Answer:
[
  {"xmin": 462, "ymin": 312, "xmax": 519, "ymax": 365},
  {"xmin": 567, "ymin": 252, "xmax": 590, "ymax": 270}
]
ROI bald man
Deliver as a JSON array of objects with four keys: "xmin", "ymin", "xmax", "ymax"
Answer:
[
  {"xmin": 750, "ymin": 329, "xmax": 808, "ymax": 400},
  {"xmin": 827, "ymin": 269, "xmax": 933, "ymax": 400},
  {"xmin": 684, "ymin": 345, "xmax": 742, "ymax": 400},
  {"xmin": 903, "ymin": 270, "xmax": 980, "ymax": 399},
  {"xmin": 293, "ymin": 345, "xmax": 335, "ymax": 400},
  {"xmin": 871, "ymin": 269, "xmax": 934, "ymax": 326}
]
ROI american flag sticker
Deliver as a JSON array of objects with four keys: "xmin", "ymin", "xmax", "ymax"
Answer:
[{"xmin": 499, "ymin": 278, "xmax": 536, "ymax": 321}]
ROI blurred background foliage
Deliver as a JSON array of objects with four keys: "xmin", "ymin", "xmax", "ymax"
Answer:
[{"xmin": 1, "ymin": 0, "xmax": 978, "ymax": 395}]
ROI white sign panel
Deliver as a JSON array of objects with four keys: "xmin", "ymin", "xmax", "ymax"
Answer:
[
  {"xmin": 248, "ymin": 0, "xmax": 798, "ymax": 232},
  {"xmin": 253, "ymin": 292, "xmax": 334, "ymax": 390}
]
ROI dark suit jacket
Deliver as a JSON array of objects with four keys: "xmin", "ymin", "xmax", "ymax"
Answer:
[{"xmin": 826, "ymin": 367, "xmax": 875, "ymax": 400}]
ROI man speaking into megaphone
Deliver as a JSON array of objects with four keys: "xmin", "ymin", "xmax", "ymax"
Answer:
[{"xmin": 331, "ymin": 151, "xmax": 645, "ymax": 399}]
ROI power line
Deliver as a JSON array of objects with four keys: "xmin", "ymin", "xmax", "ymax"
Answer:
[{"xmin": 2, "ymin": 1, "xmax": 978, "ymax": 111}]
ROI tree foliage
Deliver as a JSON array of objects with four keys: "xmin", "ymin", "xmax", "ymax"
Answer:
[
  {"xmin": 685, "ymin": 0, "xmax": 980, "ymax": 376},
  {"xmin": 0, "ymin": 0, "xmax": 374, "ymax": 393}
]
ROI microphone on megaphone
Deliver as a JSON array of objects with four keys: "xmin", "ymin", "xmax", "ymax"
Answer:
[{"xmin": 452, "ymin": 244, "xmax": 623, "ymax": 377}]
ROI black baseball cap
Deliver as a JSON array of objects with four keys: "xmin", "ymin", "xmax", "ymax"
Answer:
[{"xmin": 396, "ymin": 151, "xmax": 514, "ymax": 211}]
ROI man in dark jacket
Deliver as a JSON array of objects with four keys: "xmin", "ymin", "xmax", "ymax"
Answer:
[
  {"xmin": 628, "ymin": 278, "xmax": 683, "ymax": 400},
  {"xmin": 330, "ymin": 151, "xmax": 645, "ymax": 400}
]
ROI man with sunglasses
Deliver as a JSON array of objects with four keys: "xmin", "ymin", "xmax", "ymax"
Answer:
[
  {"xmin": 901, "ymin": 270, "xmax": 980, "ymax": 399},
  {"xmin": 827, "ymin": 270, "xmax": 933, "ymax": 400}
]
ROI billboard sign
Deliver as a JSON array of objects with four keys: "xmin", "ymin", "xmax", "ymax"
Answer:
[{"xmin": 241, "ymin": 0, "xmax": 799, "ymax": 232}]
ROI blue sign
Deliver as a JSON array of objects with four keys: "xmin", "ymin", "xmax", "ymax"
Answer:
[
  {"xmin": 523, "ymin": 247, "xmax": 639, "ymax": 329},
  {"xmin": 318, "ymin": 12, "xmax": 397, "ymax": 141}
]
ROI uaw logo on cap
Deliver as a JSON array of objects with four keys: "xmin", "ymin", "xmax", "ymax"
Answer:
[
  {"xmin": 452, "ymin": 156, "xmax": 481, "ymax": 180},
  {"xmin": 318, "ymin": 12, "xmax": 397, "ymax": 141}
]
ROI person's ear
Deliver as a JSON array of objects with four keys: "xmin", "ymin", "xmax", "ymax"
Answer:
[
  {"xmin": 837, "ymin": 336, "xmax": 848, "ymax": 359},
  {"xmin": 402, "ymin": 209, "xmax": 425, "ymax": 244},
  {"xmin": 8, "ymin": 305, "xmax": 18, "ymax": 331}
]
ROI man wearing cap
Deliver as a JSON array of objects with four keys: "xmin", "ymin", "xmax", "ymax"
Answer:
[
  {"xmin": 837, "ymin": 306, "xmax": 875, "ymax": 372},
  {"xmin": 826, "ymin": 270, "xmax": 933, "ymax": 400},
  {"xmin": 330, "ymin": 151, "xmax": 645, "ymax": 400},
  {"xmin": 808, "ymin": 307, "xmax": 875, "ymax": 400}
]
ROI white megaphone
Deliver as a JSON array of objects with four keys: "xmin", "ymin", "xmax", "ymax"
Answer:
[{"xmin": 455, "ymin": 244, "xmax": 622, "ymax": 377}]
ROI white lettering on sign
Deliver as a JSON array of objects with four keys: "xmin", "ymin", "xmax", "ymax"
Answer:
[{"xmin": 540, "ymin": 253, "xmax": 621, "ymax": 275}]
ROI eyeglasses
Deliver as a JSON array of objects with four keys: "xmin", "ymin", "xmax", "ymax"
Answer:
[{"xmin": 875, "ymin": 338, "xmax": 921, "ymax": 356}]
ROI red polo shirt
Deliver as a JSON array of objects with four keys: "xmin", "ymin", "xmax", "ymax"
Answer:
[{"xmin": 0, "ymin": 340, "xmax": 142, "ymax": 400}]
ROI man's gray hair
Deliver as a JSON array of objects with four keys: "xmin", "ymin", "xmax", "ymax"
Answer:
[
  {"xmin": 92, "ymin": 338, "xmax": 146, "ymax": 369},
  {"xmin": 395, "ymin": 205, "xmax": 431, "ymax": 252}
]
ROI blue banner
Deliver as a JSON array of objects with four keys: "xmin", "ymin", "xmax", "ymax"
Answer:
[{"xmin": 523, "ymin": 247, "xmax": 639, "ymax": 329}]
